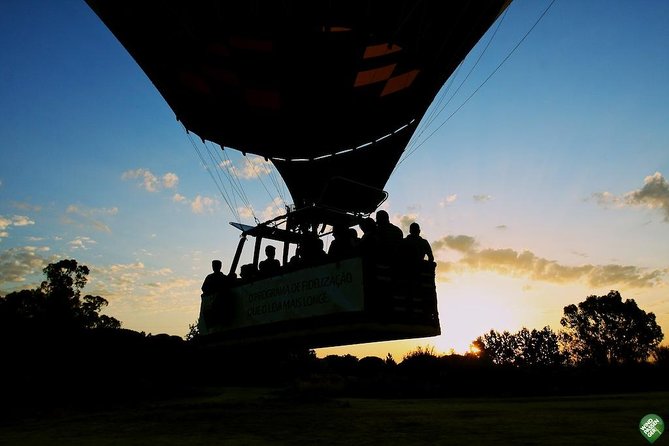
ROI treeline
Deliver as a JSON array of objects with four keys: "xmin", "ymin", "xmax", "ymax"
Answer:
[{"xmin": 1, "ymin": 260, "xmax": 667, "ymax": 415}]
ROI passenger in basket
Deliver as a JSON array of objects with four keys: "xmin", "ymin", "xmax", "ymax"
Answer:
[
  {"xmin": 259, "ymin": 245, "xmax": 281, "ymax": 276},
  {"xmin": 401, "ymin": 222, "xmax": 434, "ymax": 264},
  {"xmin": 375, "ymin": 210, "xmax": 403, "ymax": 259},
  {"xmin": 201, "ymin": 259, "xmax": 228, "ymax": 295},
  {"xmin": 358, "ymin": 217, "xmax": 378, "ymax": 257},
  {"xmin": 328, "ymin": 225, "xmax": 357, "ymax": 260}
]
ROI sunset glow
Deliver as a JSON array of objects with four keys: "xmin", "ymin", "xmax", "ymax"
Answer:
[{"xmin": 1, "ymin": 0, "xmax": 668, "ymax": 359}]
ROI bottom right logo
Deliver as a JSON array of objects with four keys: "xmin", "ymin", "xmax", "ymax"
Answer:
[{"xmin": 640, "ymin": 414, "xmax": 664, "ymax": 444}]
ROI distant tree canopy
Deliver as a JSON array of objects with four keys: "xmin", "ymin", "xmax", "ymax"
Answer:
[
  {"xmin": 559, "ymin": 290, "xmax": 663, "ymax": 366},
  {"xmin": 0, "ymin": 259, "xmax": 120, "ymax": 336},
  {"xmin": 475, "ymin": 327, "xmax": 562, "ymax": 367}
]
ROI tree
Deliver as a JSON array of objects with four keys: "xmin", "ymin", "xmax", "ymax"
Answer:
[
  {"xmin": 476, "ymin": 330, "xmax": 516, "ymax": 365},
  {"xmin": 0, "ymin": 259, "xmax": 120, "ymax": 334},
  {"xmin": 185, "ymin": 321, "xmax": 200, "ymax": 342},
  {"xmin": 559, "ymin": 290, "xmax": 663, "ymax": 366},
  {"xmin": 476, "ymin": 327, "xmax": 562, "ymax": 367},
  {"xmin": 514, "ymin": 327, "xmax": 562, "ymax": 367}
]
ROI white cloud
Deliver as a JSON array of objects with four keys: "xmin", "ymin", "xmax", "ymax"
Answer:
[
  {"xmin": 439, "ymin": 194, "xmax": 458, "ymax": 207},
  {"xmin": 0, "ymin": 215, "xmax": 35, "ymax": 229},
  {"xmin": 473, "ymin": 194, "xmax": 492, "ymax": 202},
  {"xmin": 221, "ymin": 156, "xmax": 273, "ymax": 180},
  {"xmin": 0, "ymin": 215, "xmax": 35, "ymax": 240},
  {"xmin": 162, "ymin": 172, "xmax": 179, "ymax": 189},
  {"xmin": 122, "ymin": 168, "xmax": 160, "ymax": 192},
  {"xmin": 191, "ymin": 195, "xmax": 217, "ymax": 214},
  {"xmin": 235, "ymin": 198, "xmax": 284, "ymax": 222},
  {"xmin": 592, "ymin": 172, "xmax": 669, "ymax": 222},
  {"xmin": 238, "ymin": 206, "xmax": 254, "ymax": 219},
  {"xmin": 171, "ymin": 193, "xmax": 219, "ymax": 215},
  {"xmin": 12, "ymin": 216, "xmax": 35, "ymax": 226},
  {"xmin": 68, "ymin": 236, "xmax": 97, "ymax": 250},
  {"xmin": 87, "ymin": 262, "xmax": 199, "ymax": 316},
  {"xmin": 260, "ymin": 197, "xmax": 285, "ymax": 221}
]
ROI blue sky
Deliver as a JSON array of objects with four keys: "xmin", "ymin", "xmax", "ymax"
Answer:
[{"xmin": 1, "ymin": 0, "xmax": 668, "ymax": 358}]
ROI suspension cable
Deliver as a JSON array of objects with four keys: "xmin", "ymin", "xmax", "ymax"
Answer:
[
  {"xmin": 396, "ymin": 0, "xmax": 558, "ymax": 170},
  {"xmin": 185, "ymin": 130, "xmax": 241, "ymax": 222}
]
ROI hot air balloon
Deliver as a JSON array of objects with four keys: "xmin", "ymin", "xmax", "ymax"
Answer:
[{"xmin": 86, "ymin": 0, "xmax": 511, "ymax": 349}]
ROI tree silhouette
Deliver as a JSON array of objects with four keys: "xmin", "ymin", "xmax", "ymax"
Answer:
[
  {"xmin": 476, "ymin": 327, "xmax": 561, "ymax": 367},
  {"xmin": 560, "ymin": 290, "xmax": 663, "ymax": 366},
  {"xmin": 0, "ymin": 259, "xmax": 120, "ymax": 334}
]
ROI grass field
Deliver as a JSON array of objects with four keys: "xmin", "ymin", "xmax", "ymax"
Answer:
[{"xmin": 1, "ymin": 389, "xmax": 667, "ymax": 445}]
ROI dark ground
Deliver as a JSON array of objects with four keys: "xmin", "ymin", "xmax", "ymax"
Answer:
[{"xmin": 1, "ymin": 387, "xmax": 667, "ymax": 445}]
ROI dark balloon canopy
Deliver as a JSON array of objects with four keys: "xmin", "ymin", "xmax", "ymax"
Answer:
[{"xmin": 87, "ymin": 0, "xmax": 511, "ymax": 213}]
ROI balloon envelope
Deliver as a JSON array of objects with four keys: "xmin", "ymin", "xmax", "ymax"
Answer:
[{"xmin": 87, "ymin": 0, "xmax": 511, "ymax": 212}]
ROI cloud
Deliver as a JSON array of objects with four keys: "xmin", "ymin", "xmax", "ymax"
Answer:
[
  {"xmin": 624, "ymin": 172, "xmax": 669, "ymax": 220},
  {"xmin": 238, "ymin": 206, "xmax": 254, "ymax": 219},
  {"xmin": 172, "ymin": 193, "xmax": 220, "ymax": 215},
  {"xmin": 162, "ymin": 172, "xmax": 179, "ymax": 189},
  {"xmin": 398, "ymin": 213, "xmax": 420, "ymax": 233},
  {"xmin": 473, "ymin": 194, "xmax": 492, "ymax": 202},
  {"xmin": 86, "ymin": 262, "xmax": 199, "ymax": 314},
  {"xmin": 65, "ymin": 205, "xmax": 116, "ymax": 233},
  {"xmin": 432, "ymin": 235, "xmax": 477, "ymax": 253},
  {"xmin": 432, "ymin": 234, "xmax": 666, "ymax": 289},
  {"xmin": 220, "ymin": 156, "xmax": 272, "ymax": 180},
  {"xmin": 122, "ymin": 168, "xmax": 179, "ymax": 192},
  {"xmin": 236, "ymin": 197, "xmax": 285, "ymax": 222},
  {"xmin": 592, "ymin": 172, "xmax": 669, "ymax": 222},
  {"xmin": 0, "ymin": 215, "xmax": 35, "ymax": 229},
  {"xmin": 439, "ymin": 194, "xmax": 458, "ymax": 207},
  {"xmin": 172, "ymin": 193, "xmax": 187, "ymax": 203},
  {"xmin": 0, "ymin": 246, "xmax": 55, "ymax": 285},
  {"xmin": 87, "ymin": 262, "xmax": 146, "ymax": 298},
  {"xmin": 12, "ymin": 201, "xmax": 42, "ymax": 212},
  {"xmin": 260, "ymin": 197, "xmax": 285, "ymax": 221},
  {"xmin": 0, "ymin": 215, "xmax": 35, "ymax": 240},
  {"xmin": 191, "ymin": 195, "xmax": 217, "ymax": 214},
  {"xmin": 122, "ymin": 168, "xmax": 159, "ymax": 192},
  {"xmin": 68, "ymin": 236, "xmax": 97, "ymax": 250}
]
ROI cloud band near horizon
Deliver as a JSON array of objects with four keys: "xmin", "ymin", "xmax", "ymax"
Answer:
[{"xmin": 432, "ymin": 234, "xmax": 666, "ymax": 289}]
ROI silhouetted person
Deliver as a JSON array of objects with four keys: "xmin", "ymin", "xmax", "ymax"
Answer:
[
  {"xmin": 348, "ymin": 227, "xmax": 360, "ymax": 247},
  {"xmin": 259, "ymin": 245, "xmax": 281, "ymax": 276},
  {"xmin": 358, "ymin": 217, "xmax": 378, "ymax": 258},
  {"xmin": 328, "ymin": 225, "xmax": 356, "ymax": 259},
  {"xmin": 240, "ymin": 263, "xmax": 258, "ymax": 282},
  {"xmin": 287, "ymin": 245, "xmax": 304, "ymax": 271},
  {"xmin": 201, "ymin": 260, "xmax": 228, "ymax": 295},
  {"xmin": 375, "ymin": 210, "xmax": 403, "ymax": 260},
  {"xmin": 302, "ymin": 234, "xmax": 327, "ymax": 265},
  {"xmin": 402, "ymin": 223, "xmax": 434, "ymax": 264}
]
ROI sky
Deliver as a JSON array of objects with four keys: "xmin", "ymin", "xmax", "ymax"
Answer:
[{"xmin": 1, "ymin": 0, "xmax": 668, "ymax": 359}]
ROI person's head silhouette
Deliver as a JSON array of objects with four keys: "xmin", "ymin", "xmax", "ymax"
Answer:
[
  {"xmin": 265, "ymin": 245, "xmax": 276, "ymax": 259},
  {"xmin": 211, "ymin": 259, "xmax": 222, "ymax": 272},
  {"xmin": 376, "ymin": 210, "xmax": 390, "ymax": 224}
]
